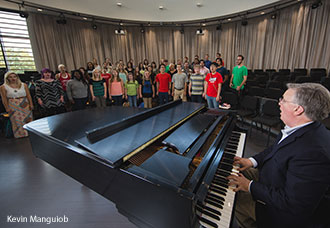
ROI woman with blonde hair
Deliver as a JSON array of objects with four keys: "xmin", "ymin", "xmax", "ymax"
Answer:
[
  {"xmin": 89, "ymin": 68, "xmax": 107, "ymax": 108},
  {"xmin": 0, "ymin": 71, "xmax": 33, "ymax": 138},
  {"xmin": 118, "ymin": 64, "xmax": 128, "ymax": 84}
]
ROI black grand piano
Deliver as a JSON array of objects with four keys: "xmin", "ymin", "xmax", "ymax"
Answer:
[{"xmin": 24, "ymin": 100, "xmax": 246, "ymax": 228}]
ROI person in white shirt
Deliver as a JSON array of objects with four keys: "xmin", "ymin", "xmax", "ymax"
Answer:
[{"xmin": 199, "ymin": 59, "xmax": 210, "ymax": 76}]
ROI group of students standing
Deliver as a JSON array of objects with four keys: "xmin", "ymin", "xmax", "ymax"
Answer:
[{"xmin": 0, "ymin": 53, "xmax": 248, "ymax": 138}]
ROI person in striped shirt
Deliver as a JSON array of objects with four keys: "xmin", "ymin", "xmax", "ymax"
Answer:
[{"xmin": 188, "ymin": 64, "xmax": 205, "ymax": 103}]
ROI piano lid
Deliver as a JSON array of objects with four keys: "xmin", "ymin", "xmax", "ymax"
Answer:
[
  {"xmin": 162, "ymin": 114, "xmax": 214, "ymax": 155},
  {"xmin": 76, "ymin": 102, "xmax": 205, "ymax": 167}
]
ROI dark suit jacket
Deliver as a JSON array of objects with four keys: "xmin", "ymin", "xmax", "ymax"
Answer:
[{"xmin": 251, "ymin": 121, "xmax": 330, "ymax": 228}]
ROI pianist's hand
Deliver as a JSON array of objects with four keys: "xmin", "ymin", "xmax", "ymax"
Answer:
[
  {"xmin": 234, "ymin": 156, "xmax": 253, "ymax": 171},
  {"xmin": 227, "ymin": 173, "xmax": 250, "ymax": 192}
]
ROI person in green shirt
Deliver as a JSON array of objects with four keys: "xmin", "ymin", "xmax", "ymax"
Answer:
[
  {"xmin": 164, "ymin": 59, "xmax": 170, "ymax": 73},
  {"xmin": 230, "ymin": 55, "xmax": 248, "ymax": 92},
  {"xmin": 125, "ymin": 72, "xmax": 139, "ymax": 107}
]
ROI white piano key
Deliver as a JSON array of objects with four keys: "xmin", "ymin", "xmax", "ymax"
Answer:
[{"xmin": 199, "ymin": 131, "xmax": 246, "ymax": 228}]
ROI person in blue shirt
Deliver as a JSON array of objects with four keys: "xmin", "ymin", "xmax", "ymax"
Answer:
[{"xmin": 204, "ymin": 54, "xmax": 212, "ymax": 69}]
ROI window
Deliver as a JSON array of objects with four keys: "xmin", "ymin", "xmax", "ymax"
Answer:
[
  {"xmin": 0, "ymin": 10, "xmax": 36, "ymax": 73},
  {"xmin": 0, "ymin": 47, "xmax": 6, "ymax": 68}
]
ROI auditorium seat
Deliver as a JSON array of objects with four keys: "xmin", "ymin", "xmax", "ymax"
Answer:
[
  {"xmin": 266, "ymin": 81, "xmax": 283, "ymax": 89},
  {"xmin": 237, "ymin": 95, "xmax": 258, "ymax": 123},
  {"xmin": 222, "ymin": 92, "xmax": 238, "ymax": 109},
  {"xmin": 247, "ymin": 86, "xmax": 264, "ymax": 97},
  {"xmin": 278, "ymin": 69, "xmax": 290, "ymax": 75},
  {"xmin": 294, "ymin": 68, "xmax": 307, "ymax": 75},
  {"xmin": 321, "ymin": 77, "xmax": 330, "ymax": 91},
  {"xmin": 250, "ymin": 98, "xmax": 281, "ymax": 146},
  {"xmin": 310, "ymin": 68, "xmax": 326, "ymax": 76},
  {"xmin": 265, "ymin": 69, "xmax": 276, "ymax": 73},
  {"xmin": 264, "ymin": 88, "xmax": 284, "ymax": 100},
  {"xmin": 254, "ymin": 69, "xmax": 264, "ymax": 74},
  {"xmin": 290, "ymin": 72, "xmax": 306, "ymax": 82},
  {"xmin": 274, "ymin": 74, "xmax": 290, "ymax": 82},
  {"xmin": 295, "ymin": 76, "xmax": 312, "ymax": 83},
  {"xmin": 246, "ymin": 80, "xmax": 259, "ymax": 87},
  {"xmin": 255, "ymin": 75, "xmax": 269, "ymax": 87}
]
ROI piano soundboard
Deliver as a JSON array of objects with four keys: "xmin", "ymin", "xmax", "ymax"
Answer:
[{"xmin": 25, "ymin": 100, "xmax": 247, "ymax": 228}]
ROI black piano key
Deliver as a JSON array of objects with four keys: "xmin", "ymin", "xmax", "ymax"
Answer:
[
  {"xmin": 199, "ymin": 216, "xmax": 218, "ymax": 228},
  {"xmin": 217, "ymin": 167, "xmax": 231, "ymax": 174},
  {"xmin": 198, "ymin": 207, "xmax": 220, "ymax": 221},
  {"xmin": 211, "ymin": 183, "xmax": 227, "ymax": 194},
  {"xmin": 228, "ymin": 139, "xmax": 239, "ymax": 144},
  {"xmin": 210, "ymin": 183, "xmax": 227, "ymax": 193},
  {"xmin": 228, "ymin": 141, "xmax": 239, "ymax": 145},
  {"xmin": 214, "ymin": 176, "xmax": 229, "ymax": 184},
  {"xmin": 218, "ymin": 163, "xmax": 233, "ymax": 172},
  {"xmin": 212, "ymin": 180, "xmax": 228, "ymax": 189},
  {"xmin": 210, "ymin": 181, "xmax": 228, "ymax": 191},
  {"xmin": 209, "ymin": 186, "xmax": 226, "ymax": 198},
  {"xmin": 229, "ymin": 136, "xmax": 240, "ymax": 141},
  {"xmin": 232, "ymin": 132, "xmax": 241, "ymax": 137},
  {"xmin": 216, "ymin": 170, "xmax": 231, "ymax": 177},
  {"xmin": 222, "ymin": 153, "xmax": 235, "ymax": 160},
  {"xmin": 226, "ymin": 144, "xmax": 238, "ymax": 150},
  {"xmin": 202, "ymin": 204, "xmax": 222, "ymax": 216},
  {"xmin": 210, "ymin": 184, "xmax": 228, "ymax": 195},
  {"xmin": 222, "ymin": 157, "xmax": 234, "ymax": 164},
  {"xmin": 205, "ymin": 198, "xmax": 224, "ymax": 211},
  {"xmin": 206, "ymin": 193, "xmax": 225, "ymax": 205},
  {"xmin": 213, "ymin": 174, "xmax": 228, "ymax": 182},
  {"xmin": 224, "ymin": 148, "xmax": 237, "ymax": 154}
]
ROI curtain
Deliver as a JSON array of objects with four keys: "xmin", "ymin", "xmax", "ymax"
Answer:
[{"xmin": 27, "ymin": 0, "xmax": 330, "ymax": 73}]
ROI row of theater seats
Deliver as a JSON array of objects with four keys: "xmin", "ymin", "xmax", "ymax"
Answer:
[{"xmin": 245, "ymin": 68, "xmax": 330, "ymax": 99}]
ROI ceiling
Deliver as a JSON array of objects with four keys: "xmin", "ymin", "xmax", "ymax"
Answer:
[{"xmin": 1, "ymin": 0, "xmax": 286, "ymax": 22}]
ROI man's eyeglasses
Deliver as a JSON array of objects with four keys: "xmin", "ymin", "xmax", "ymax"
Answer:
[{"xmin": 279, "ymin": 97, "xmax": 296, "ymax": 104}]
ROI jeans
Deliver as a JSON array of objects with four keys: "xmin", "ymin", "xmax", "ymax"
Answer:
[
  {"xmin": 191, "ymin": 95, "xmax": 203, "ymax": 103},
  {"xmin": 112, "ymin": 95, "xmax": 123, "ymax": 106},
  {"xmin": 128, "ymin": 95, "xmax": 137, "ymax": 107},
  {"xmin": 158, "ymin": 92, "xmax": 169, "ymax": 105},
  {"xmin": 73, "ymin": 97, "xmax": 88, "ymax": 111},
  {"xmin": 206, "ymin": 95, "xmax": 219, "ymax": 109}
]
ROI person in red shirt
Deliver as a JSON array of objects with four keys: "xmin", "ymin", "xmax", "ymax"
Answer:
[
  {"xmin": 156, "ymin": 64, "xmax": 171, "ymax": 105},
  {"xmin": 203, "ymin": 62, "xmax": 223, "ymax": 108}
]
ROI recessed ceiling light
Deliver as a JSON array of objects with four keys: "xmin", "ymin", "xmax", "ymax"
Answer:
[
  {"xmin": 228, "ymin": 18, "xmax": 231, "ymax": 21},
  {"xmin": 83, "ymin": 17, "xmax": 88, "ymax": 20},
  {"xmin": 261, "ymin": 12, "xmax": 265, "ymax": 15},
  {"xmin": 159, "ymin": 5, "xmax": 164, "ymax": 10},
  {"xmin": 117, "ymin": 2, "xmax": 122, "ymax": 7},
  {"xmin": 37, "ymin": 8, "xmax": 43, "ymax": 12}
]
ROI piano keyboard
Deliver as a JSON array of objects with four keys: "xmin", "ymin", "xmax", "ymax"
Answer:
[{"xmin": 198, "ymin": 131, "xmax": 246, "ymax": 228}]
